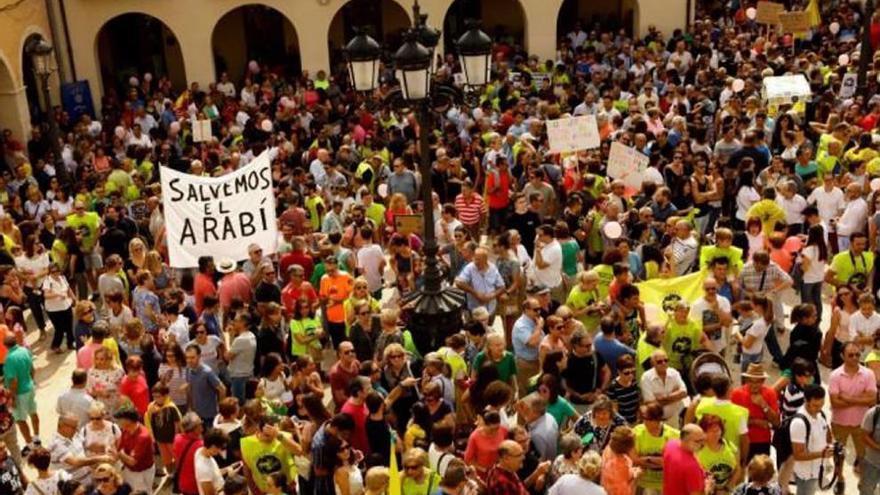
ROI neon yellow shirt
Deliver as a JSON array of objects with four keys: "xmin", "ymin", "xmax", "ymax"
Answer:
[{"xmin": 633, "ymin": 423, "xmax": 680, "ymax": 489}]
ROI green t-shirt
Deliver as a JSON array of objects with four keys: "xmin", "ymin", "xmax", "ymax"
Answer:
[
  {"xmin": 305, "ymin": 195, "xmax": 325, "ymax": 231},
  {"xmin": 3, "ymin": 346, "xmax": 34, "ymax": 393},
  {"xmin": 290, "ymin": 317, "xmax": 322, "ymax": 356},
  {"xmin": 633, "ymin": 423, "xmax": 680, "ymax": 489},
  {"xmin": 593, "ymin": 265, "xmax": 613, "ymax": 300},
  {"xmin": 472, "ymin": 351, "xmax": 517, "ymax": 384},
  {"xmin": 831, "ymin": 250, "xmax": 874, "ymax": 286},
  {"xmin": 365, "ymin": 203, "xmax": 386, "ymax": 228},
  {"xmin": 697, "ymin": 440, "xmax": 739, "ymax": 489},
  {"xmin": 106, "ymin": 169, "xmax": 133, "ymax": 193},
  {"xmin": 560, "ymin": 239, "xmax": 580, "ymax": 276},
  {"xmin": 66, "ymin": 211, "xmax": 101, "ymax": 251},
  {"xmin": 240, "ymin": 434, "xmax": 296, "ymax": 492},
  {"xmin": 546, "ymin": 396, "xmax": 578, "ymax": 428},
  {"xmin": 402, "ymin": 470, "xmax": 442, "ymax": 495},
  {"xmin": 695, "ymin": 398, "xmax": 749, "ymax": 447},
  {"xmin": 566, "ymin": 285, "xmax": 601, "ymax": 333},
  {"xmin": 663, "ymin": 319, "xmax": 703, "ymax": 370},
  {"xmin": 699, "ymin": 245, "xmax": 744, "ymax": 273}
]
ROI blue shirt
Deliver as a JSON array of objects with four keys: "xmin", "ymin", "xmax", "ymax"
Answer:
[
  {"xmin": 593, "ymin": 334, "xmax": 635, "ymax": 375},
  {"xmin": 186, "ymin": 363, "xmax": 221, "ymax": 420},
  {"xmin": 455, "ymin": 261, "xmax": 505, "ymax": 314},
  {"xmin": 512, "ymin": 314, "xmax": 540, "ymax": 362}
]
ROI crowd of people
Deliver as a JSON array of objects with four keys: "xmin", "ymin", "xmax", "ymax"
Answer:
[{"xmin": 4, "ymin": 1, "xmax": 880, "ymax": 495}]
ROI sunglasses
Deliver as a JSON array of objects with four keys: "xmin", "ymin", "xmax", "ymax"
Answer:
[
  {"xmin": 358, "ymin": 312, "xmax": 371, "ymax": 316},
  {"xmin": 95, "ymin": 477, "xmax": 112, "ymax": 484},
  {"xmin": 404, "ymin": 465, "xmax": 421, "ymax": 470}
]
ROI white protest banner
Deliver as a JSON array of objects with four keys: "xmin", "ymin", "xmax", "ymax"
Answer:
[
  {"xmin": 607, "ymin": 141, "xmax": 650, "ymax": 191},
  {"xmin": 839, "ymin": 73, "xmax": 858, "ymax": 99},
  {"xmin": 192, "ymin": 120, "xmax": 212, "ymax": 142},
  {"xmin": 160, "ymin": 151, "xmax": 277, "ymax": 268},
  {"xmin": 546, "ymin": 115, "xmax": 600, "ymax": 153}
]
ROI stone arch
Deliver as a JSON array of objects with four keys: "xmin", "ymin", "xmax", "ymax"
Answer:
[
  {"xmin": 327, "ymin": 0, "xmax": 412, "ymax": 74},
  {"xmin": 212, "ymin": 4, "xmax": 302, "ymax": 84},
  {"xmin": 442, "ymin": 0, "xmax": 526, "ymax": 52},
  {"xmin": 95, "ymin": 12, "xmax": 186, "ymax": 96}
]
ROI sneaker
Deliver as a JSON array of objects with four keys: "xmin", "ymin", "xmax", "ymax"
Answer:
[{"xmin": 20, "ymin": 445, "xmax": 31, "ymax": 458}]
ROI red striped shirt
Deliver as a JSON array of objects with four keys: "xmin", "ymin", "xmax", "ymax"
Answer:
[{"xmin": 455, "ymin": 193, "xmax": 484, "ymax": 226}]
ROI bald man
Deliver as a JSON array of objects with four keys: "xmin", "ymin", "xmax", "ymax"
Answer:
[{"xmin": 663, "ymin": 424, "xmax": 712, "ymax": 495}]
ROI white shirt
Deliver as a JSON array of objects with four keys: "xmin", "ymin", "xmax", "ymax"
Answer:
[
  {"xmin": 742, "ymin": 318, "xmax": 769, "ymax": 354},
  {"xmin": 671, "ymin": 236, "xmax": 698, "ymax": 275},
  {"xmin": 309, "ymin": 158, "xmax": 328, "ymax": 185},
  {"xmin": 690, "ymin": 295, "xmax": 732, "ymax": 353},
  {"xmin": 801, "ymin": 245, "xmax": 827, "ymax": 284},
  {"xmin": 736, "ymin": 187, "xmax": 760, "ymax": 221},
  {"xmin": 777, "ymin": 194, "xmax": 807, "ymax": 225},
  {"xmin": 217, "ymin": 81, "xmax": 236, "ymax": 98},
  {"xmin": 167, "ymin": 314, "xmax": 191, "ymax": 349},
  {"xmin": 436, "ymin": 218, "xmax": 463, "ymax": 246},
  {"xmin": 849, "ymin": 311, "xmax": 880, "ymax": 352},
  {"xmin": 643, "ymin": 166, "xmax": 665, "ymax": 186},
  {"xmin": 837, "ymin": 197, "xmax": 868, "ymax": 237},
  {"xmin": 640, "ymin": 367, "xmax": 686, "ymax": 420},
  {"xmin": 808, "ymin": 186, "xmax": 845, "ymax": 222},
  {"xmin": 534, "ymin": 240, "xmax": 563, "ymax": 288},
  {"xmin": 195, "ymin": 448, "xmax": 224, "ymax": 495},
  {"xmin": 790, "ymin": 407, "xmax": 830, "ymax": 479},
  {"xmin": 357, "ymin": 243, "xmax": 386, "ymax": 293},
  {"xmin": 56, "ymin": 388, "xmax": 95, "ymax": 427}
]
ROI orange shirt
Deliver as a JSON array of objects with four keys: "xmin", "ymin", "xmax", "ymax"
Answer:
[
  {"xmin": 320, "ymin": 272, "xmax": 354, "ymax": 323},
  {"xmin": 601, "ymin": 447, "xmax": 636, "ymax": 495}
]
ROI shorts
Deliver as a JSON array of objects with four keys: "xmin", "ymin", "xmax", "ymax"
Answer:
[
  {"xmin": 84, "ymin": 252, "xmax": 103, "ymax": 270},
  {"xmin": 12, "ymin": 390, "xmax": 36, "ymax": 421}
]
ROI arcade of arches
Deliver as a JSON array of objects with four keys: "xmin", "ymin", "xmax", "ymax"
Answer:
[{"xmin": 0, "ymin": 0, "xmax": 688, "ymax": 136}]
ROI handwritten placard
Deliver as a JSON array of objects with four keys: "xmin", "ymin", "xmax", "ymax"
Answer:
[
  {"xmin": 607, "ymin": 142, "xmax": 650, "ymax": 192},
  {"xmin": 546, "ymin": 115, "xmax": 600, "ymax": 153},
  {"xmin": 778, "ymin": 11, "xmax": 811, "ymax": 34},
  {"xmin": 395, "ymin": 214, "xmax": 424, "ymax": 236},
  {"xmin": 756, "ymin": 1, "xmax": 784, "ymax": 25},
  {"xmin": 192, "ymin": 119, "xmax": 212, "ymax": 143}
]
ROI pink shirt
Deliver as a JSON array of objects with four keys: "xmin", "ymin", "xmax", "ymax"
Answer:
[
  {"xmin": 340, "ymin": 399, "xmax": 369, "ymax": 455},
  {"xmin": 662, "ymin": 440, "xmax": 705, "ymax": 495},
  {"xmin": 464, "ymin": 426, "xmax": 509, "ymax": 474},
  {"xmin": 76, "ymin": 342, "xmax": 103, "ymax": 370},
  {"xmin": 218, "ymin": 272, "xmax": 253, "ymax": 310},
  {"xmin": 829, "ymin": 365, "xmax": 878, "ymax": 426}
]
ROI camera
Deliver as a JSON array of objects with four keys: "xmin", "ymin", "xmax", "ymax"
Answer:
[{"xmin": 832, "ymin": 442, "xmax": 845, "ymax": 495}]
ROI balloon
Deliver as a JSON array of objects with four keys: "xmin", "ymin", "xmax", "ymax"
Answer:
[
  {"xmin": 114, "ymin": 126, "xmax": 125, "ymax": 139},
  {"xmin": 377, "ymin": 183, "xmax": 389, "ymax": 198},
  {"xmin": 143, "ymin": 72, "xmax": 153, "ymax": 82},
  {"xmin": 248, "ymin": 60, "xmax": 259, "ymax": 73},
  {"xmin": 746, "ymin": 7, "xmax": 757, "ymax": 20},
  {"xmin": 169, "ymin": 121, "xmax": 181, "ymax": 133},
  {"xmin": 830, "ymin": 22, "xmax": 841, "ymax": 34},
  {"xmin": 871, "ymin": 178, "xmax": 880, "ymax": 192},
  {"xmin": 839, "ymin": 54, "xmax": 850, "ymax": 66},
  {"xmin": 732, "ymin": 78, "xmax": 745, "ymax": 93},
  {"xmin": 603, "ymin": 221, "xmax": 623, "ymax": 239},
  {"xmin": 261, "ymin": 119, "xmax": 273, "ymax": 132},
  {"xmin": 129, "ymin": 76, "xmax": 139, "ymax": 87}
]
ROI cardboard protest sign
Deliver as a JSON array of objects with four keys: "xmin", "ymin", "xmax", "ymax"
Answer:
[
  {"xmin": 192, "ymin": 120, "xmax": 212, "ymax": 142},
  {"xmin": 546, "ymin": 115, "xmax": 600, "ymax": 153},
  {"xmin": 395, "ymin": 214, "xmax": 424, "ymax": 236},
  {"xmin": 756, "ymin": 1, "xmax": 784, "ymax": 25},
  {"xmin": 607, "ymin": 142, "xmax": 650, "ymax": 193},
  {"xmin": 160, "ymin": 151, "xmax": 277, "ymax": 268},
  {"xmin": 778, "ymin": 11, "xmax": 811, "ymax": 33}
]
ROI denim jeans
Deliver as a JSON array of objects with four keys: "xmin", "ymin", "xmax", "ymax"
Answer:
[
  {"xmin": 230, "ymin": 376, "xmax": 250, "ymax": 404},
  {"xmin": 795, "ymin": 477, "xmax": 818, "ymax": 495},
  {"xmin": 801, "ymin": 282, "xmax": 823, "ymax": 322},
  {"xmin": 860, "ymin": 461, "xmax": 880, "ymax": 495},
  {"xmin": 741, "ymin": 351, "xmax": 763, "ymax": 372}
]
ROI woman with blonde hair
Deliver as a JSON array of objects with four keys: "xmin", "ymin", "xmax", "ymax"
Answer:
[
  {"xmin": 91, "ymin": 463, "xmax": 131, "ymax": 495},
  {"xmin": 144, "ymin": 250, "xmax": 174, "ymax": 293},
  {"xmin": 80, "ymin": 402, "xmax": 121, "ymax": 458},
  {"xmin": 87, "ymin": 347, "xmax": 124, "ymax": 412},
  {"xmin": 401, "ymin": 447, "xmax": 442, "ymax": 495},
  {"xmin": 547, "ymin": 450, "xmax": 604, "ymax": 495},
  {"xmin": 344, "ymin": 276, "xmax": 381, "ymax": 329},
  {"xmin": 126, "ymin": 238, "xmax": 147, "ymax": 281},
  {"xmin": 601, "ymin": 426, "xmax": 639, "ymax": 495},
  {"xmin": 384, "ymin": 192, "xmax": 412, "ymax": 238},
  {"xmin": 364, "ymin": 466, "xmax": 390, "ymax": 495}
]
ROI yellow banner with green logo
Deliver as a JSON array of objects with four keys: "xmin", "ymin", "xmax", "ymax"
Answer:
[{"xmin": 636, "ymin": 270, "xmax": 707, "ymax": 321}]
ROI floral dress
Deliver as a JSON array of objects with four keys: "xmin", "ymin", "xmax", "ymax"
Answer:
[{"xmin": 87, "ymin": 366, "xmax": 124, "ymax": 412}]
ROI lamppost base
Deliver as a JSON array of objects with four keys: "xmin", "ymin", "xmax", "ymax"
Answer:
[{"xmin": 403, "ymin": 286, "xmax": 466, "ymax": 355}]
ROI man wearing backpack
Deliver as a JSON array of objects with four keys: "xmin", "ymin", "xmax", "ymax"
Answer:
[{"xmin": 789, "ymin": 384, "xmax": 834, "ymax": 495}]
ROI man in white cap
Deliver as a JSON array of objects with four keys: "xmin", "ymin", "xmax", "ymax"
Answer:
[
  {"xmin": 243, "ymin": 243, "xmax": 270, "ymax": 285},
  {"xmin": 216, "ymin": 258, "xmax": 253, "ymax": 313}
]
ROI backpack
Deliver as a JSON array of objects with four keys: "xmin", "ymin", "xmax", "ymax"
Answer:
[{"xmin": 772, "ymin": 411, "xmax": 826, "ymax": 466}]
